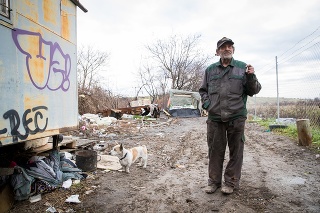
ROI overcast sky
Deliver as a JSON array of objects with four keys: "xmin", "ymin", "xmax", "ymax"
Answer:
[{"xmin": 77, "ymin": 0, "xmax": 320, "ymax": 98}]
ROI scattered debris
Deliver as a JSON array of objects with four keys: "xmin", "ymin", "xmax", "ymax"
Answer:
[
  {"xmin": 73, "ymin": 180, "xmax": 80, "ymax": 185},
  {"xmin": 46, "ymin": 206, "xmax": 57, "ymax": 213},
  {"xmin": 85, "ymin": 190, "xmax": 94, "ymax": 195},
  {"xmin": 62, "ymin": 179, "xmax": 72, "ymax": 189},
  {"xmin": 29, "ymin": 194, "xmax": 41, "ymax": 203},
  {"xmin": 65, "ymin": 195, "xmax": 81, "ymax": 203},
  {"xmin": 93, "ymin": 141, "xmax": 108, "ymax": 151}
]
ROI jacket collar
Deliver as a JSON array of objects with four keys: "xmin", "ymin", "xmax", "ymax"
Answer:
[{"xmin": 218, "ymin": 57, "xmax": 235, "ymax": 67}]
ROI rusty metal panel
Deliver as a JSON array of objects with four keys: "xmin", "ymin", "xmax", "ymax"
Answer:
[
  {"xmin": 60, "ymin": 0, "xmax": 77, "ymax": 42},
  {"xmin": 0, "ymin": 0, "xmax": 79, "ymax": 146}
]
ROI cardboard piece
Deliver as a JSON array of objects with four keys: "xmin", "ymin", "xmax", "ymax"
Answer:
[{"xmin": 97, "ymin": 155, "xmax": 122, "ymax": 170}]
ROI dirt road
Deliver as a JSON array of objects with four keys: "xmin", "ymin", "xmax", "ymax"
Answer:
[{"xmin": 9, "ymin": 117, "xmax": 320, "ymax": 212}]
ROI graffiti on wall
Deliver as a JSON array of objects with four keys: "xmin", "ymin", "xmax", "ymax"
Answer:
[
  {"xmin": 0, "ymin": 106, "xmax": 48, "ymax": 144},
  {"xmin": 0, "ymin": 28, "xmax": 75, "ymax": 144},
  {"xmin": 12, "ymin": 28, "xmax": 72, "ymax": 92},
  {"xmin": 0, "ymin": 29, "xmax": 74, "ymax": 144}
]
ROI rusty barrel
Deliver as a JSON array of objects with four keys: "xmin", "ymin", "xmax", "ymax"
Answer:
[{"xmin": 75, "ymin": 150, "xmax": 99, "ymax": 172}]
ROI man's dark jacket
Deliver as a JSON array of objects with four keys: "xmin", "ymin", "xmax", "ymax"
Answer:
[{"xmin": 199, "ymin": 58, "xmax": 262, "ymax": 122}]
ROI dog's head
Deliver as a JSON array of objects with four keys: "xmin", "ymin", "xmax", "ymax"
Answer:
[{"xmin": 109, "ymin": 144, "xmax": 123, "ymax": 156}]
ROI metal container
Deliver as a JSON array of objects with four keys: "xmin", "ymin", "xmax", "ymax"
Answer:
[
  {"xmin": 0, "ymin": 0, "xmax": 87, "ymax": 147},
  {"xmin": 75, "ymin": 150, "xmax": 100, "ymax": 172}
]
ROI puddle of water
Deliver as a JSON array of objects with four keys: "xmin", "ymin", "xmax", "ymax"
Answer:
[{"xmin": 288, "ymin": 177, "xmax": 306, "ymax": 185}]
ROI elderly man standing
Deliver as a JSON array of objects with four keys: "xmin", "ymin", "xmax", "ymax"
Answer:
[{"xmin": 199, "ymin": 37, "xmax": 262, "ymax": 194}]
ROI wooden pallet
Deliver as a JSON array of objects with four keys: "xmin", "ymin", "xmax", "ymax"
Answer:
[
  {"xmin": 75, "ymin": 138, "xmax": 98, "ymax": 148},
  {"xmin": 31, "ymin": 136, "xmax": 78, "ymax": 154}
]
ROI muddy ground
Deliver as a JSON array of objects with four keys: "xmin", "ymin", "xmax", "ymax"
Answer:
[{"xmin": 9, "ymin": 116, "xmax": 320, "ymax": 213}]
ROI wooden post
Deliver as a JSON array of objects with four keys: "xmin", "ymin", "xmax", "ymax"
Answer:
[{"xmin": 296, "ymin": 119, "xmax": 312, "ymax": 146}]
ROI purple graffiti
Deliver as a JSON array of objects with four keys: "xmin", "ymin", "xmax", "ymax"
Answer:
[{"xmin": 12, "ymin": 28, "xmax": 71, "ymax": 91}]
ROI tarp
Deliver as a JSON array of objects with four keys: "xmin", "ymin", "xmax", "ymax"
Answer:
[{"xmin": 168, "ymin": 89, "xmax": 202, "ymax": 117}]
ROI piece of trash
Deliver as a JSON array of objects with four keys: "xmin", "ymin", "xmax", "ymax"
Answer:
[
  {"xmin": 85, "ymin": 190, "xmax": 94, "ymax": 195},
  {"xmin": 93, "ymin": 143, "xmax": 107, "ymax": 151},
  {"xmin": 316, "ymin": 154, "xmax": 320, "ymax": 159},
  {"xmin": 131, "ymin": 185, "xmax": 146, "ymax": 190},
  {"xmin": 65, "ymin": 208, "xmax": 75, "ymax": 213},
  {"xmin": 65, "ymin": 194, "xmax": 81, "ymax": 203},
  {"xmin": 46, "ymin": 206, "xmax": 57, "ymax": 213},
  {"xmin": 44, "ymin": 202, "xmax": 52, "ymax": 207},
  {"xmin": 29, "ymin": 194, "xmax": 41, "ymax": 203},
  {"xmin": 62, "ymin": 179, "xmax": 72, "ymax": 189},
  {"xmin": 73, "ymin": 179, "xmax": 81, "ymax": 184},
  {"xmin": 63, "ymin": 152, "xmax": 73, "ymax": 160},
  {"xmin": 175, "ymin": 164, "xmax": 186, "ymax": 168},
  {"xmin": 106, "ymin": 133, "xmax": 117, "ymax": 138}
]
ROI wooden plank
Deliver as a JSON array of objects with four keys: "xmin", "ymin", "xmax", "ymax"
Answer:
[
  {"xmin": 31, "ymin": 143, "xmax": 53, "ymax": 153},
  {"xmin": 0, "ymin": 168, "xmax": 14, "ymax": 176},
  {"xmin": 31, "ymin": 137, "xmax": 98, "ymax": 153},
  {"xmin": 63, "ymin": 141, "xmax": 77, "ymax": 148},
  {"xmin": 59, "ymin": 148, "xmax": 77, "ymax": 153},
  {"xmin": 76, "ymin": 138, "xmax": 98, "ymax": 148},
  {"xmin": 31, "ymin": 137, "xmax": 78, "ymax": 153},
  {"xmin": 163, "ymin": 109, "xmax": 171, "ymax": 116}
]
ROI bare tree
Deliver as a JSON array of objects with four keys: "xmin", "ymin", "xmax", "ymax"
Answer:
[
  {"xmin": 145, "ymin": 34, "xmax": 210, "ymax": 91},
  {"xmin": 77, "ymin": 46, "xmax": 109, "ymax": 92},
  {"xmin": 136, "ymin": 65, "xmax": 162, "ymax": 103}
]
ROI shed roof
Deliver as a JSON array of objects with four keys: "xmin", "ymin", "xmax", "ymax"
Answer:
[{"xmin": 70, "ymin": 0, "xmax": 88, "ymax": 13}]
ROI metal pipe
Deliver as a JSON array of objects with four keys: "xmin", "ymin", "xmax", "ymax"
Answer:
[{"xmin": 276, "ymin": 56, "xmax": 279, "ymax": 121}]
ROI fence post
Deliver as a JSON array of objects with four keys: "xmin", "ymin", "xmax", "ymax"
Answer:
[{"xmin": 296, "ymin": 119, "xmax": 312, "ymax": 146}]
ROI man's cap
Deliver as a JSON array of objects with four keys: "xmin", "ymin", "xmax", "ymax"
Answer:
[{"xmin": 217, "ymin": 37, "xmax": 234, "ymax": 49}]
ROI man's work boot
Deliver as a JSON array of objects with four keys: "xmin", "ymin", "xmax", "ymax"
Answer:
[
  {"xmin": 221, "ymin": 185, "xmax": 234, "ymax": 194},
  {"xmin": 204, "ymin": 185, "xmax": 219, "ymax": 194}
]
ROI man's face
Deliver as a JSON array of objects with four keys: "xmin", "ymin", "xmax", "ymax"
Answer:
[{"xmin": 216, "ymin": 43, "xmax": 234, "ymax": 60}]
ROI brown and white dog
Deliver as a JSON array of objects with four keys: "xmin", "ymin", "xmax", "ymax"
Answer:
[{"xmin": 109, "ymin": 144, "xmax": 148, "ymax": 173}]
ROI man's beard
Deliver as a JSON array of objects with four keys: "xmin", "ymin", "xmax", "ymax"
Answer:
[{"xmin": 220, "ymin": 51, "xmax": 233, "ymax": 60}]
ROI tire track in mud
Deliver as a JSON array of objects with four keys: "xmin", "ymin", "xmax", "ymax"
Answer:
[
  {"xmin": 116, "ymin": 118, "xmax": 213, "ymax": 213},
  {"xmin": 134, "ymin": 118, "xmax": 209, "ymax": 212},
  {"xmin": 239, "ymin": 125, "xmax": 279, "ymax": 212}
]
